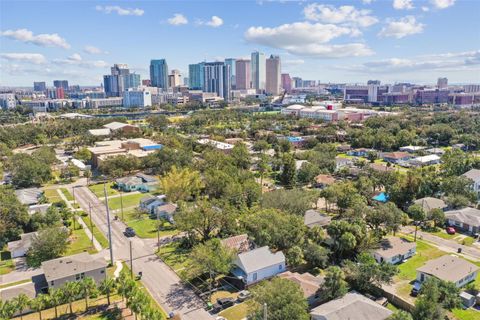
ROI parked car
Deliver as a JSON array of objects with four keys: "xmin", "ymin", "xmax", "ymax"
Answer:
[
  {"xmin": 124, "ymin": 227, "xmax": 136, "ymax": 237},
  {"xmin": 446, "ymin": 227, "xmax": 456, "ymax": 235},
  {"xmin": 411, "ymin": 281, "xmax": 421, "ymax": 297},
  {"xmin": 238, "ymin": 290, "xmax": 251, "ymax": 302},
  {"xmin": 212, "ymin": 297, "xmax": 235, "ymax": 313}
]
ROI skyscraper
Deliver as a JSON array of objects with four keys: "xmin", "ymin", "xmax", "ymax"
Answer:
[
  {"xmin": 150, "ymin": 59, "xmax": 169, "ymax": 89},
  {"xmin": 189, "ymin": 63, "xmax": 205, "ymax": 90},
  {"xmin": 281, "ymin": 74, "xmax": 292, "ymax": 93},
  {"xmin": 235, "ymin": 59, "xmax": 251, "ymax": 90},
  {"xmin": 103, "ymin": 64, "xmax": 137, "ymax": 97},
  {"xmin": 251, "ymin": 51, "xmax": 266, "ymax": 91},
  {"xmin": 203, "ymin": 61, "xmax": 231, "ymax": 100},
  {"xmin": 34, "ymin": 81, "xmax": 46, "ymax": 92},
  {"xmin": 266, "ymin": 55, "xmax": 281, "ymax": 95},
  {"xmin": 169, "ymin": 69, "xmax": 182, "ymax": 88},
  {"xmin": 225, "ymin": 58, "xmax": 236, "ymax": 89},
  {"xmin": 437, "ymin": 77, "xmax": 448, "ymax": 89},
  {"xmin": 53, "ymin": 80, "xmax": 69, "ymax": 91},
  {"xmin": 125, "ymin": 73, "xmax": 141, "ymax": 89}
]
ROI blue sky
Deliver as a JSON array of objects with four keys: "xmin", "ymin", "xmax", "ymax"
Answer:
[{"xmin": 1, "ymin": 0, "xmax": 479, "ymax": 86}]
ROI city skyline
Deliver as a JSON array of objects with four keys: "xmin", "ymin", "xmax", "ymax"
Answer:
[{"xmin": 1, "ymin": 0, "xmax": 480, "ymax": 86}]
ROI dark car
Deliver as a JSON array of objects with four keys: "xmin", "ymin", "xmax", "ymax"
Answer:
[
  {"xmin": 124, "ymin": 227, "xmax": 136, "ymax": 237},
  {"xmin": 411, "ymin": 281, "xmax": 421, "ymax": 297},
  {"xmin": 211, "ymin": 297, "xmax": 235, "ymax": 313}
]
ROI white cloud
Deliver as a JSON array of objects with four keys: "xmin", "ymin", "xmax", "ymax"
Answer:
[
  {"xmin": 341, "ymin": 50, "xmax": 480, "ymax": 73},
  {"xmin": 378, "ymin": 16, "xmax": 424, "ymax": 39},
  {"xmin": 430, "ymin": 0, "xmax": 455, "ymax": 9},
  {"xmin": 1, "ymin": 28, "xmax": 70, "ymax": 49},
  {"xmin": 168, "ymin": 13, "xmax": 188, "ymax": 25},
  {"xmin": 245, "ymin": 22, "xmax": 373, "ymax": 58},
  {"xmin": 53, "ymin": 54, "xmax": 108, "ymax": 68},
  {"xmin": 362, "ymin": 0, "xmax": 374, "ymax": 4},
  {"xmin": 84, "ymin": 45, "xmax": 107, "ymax": 54},
  {"xmin": 421, "ymin": 6, "xmax": 430, "ymax": 11},
  {"xmin": 284, "ymin": 59, "xmax": 305, "ymax": 66},
  {"xmin": 95, "ymin": 5, "xmax": 144, "ymax": 16},
  {"xmin": 303, "ymin": 4, "xmax": 378, "ymax": 28},
  {"xmin": 0, "ymin": 53, "xmax": 47, "ymax": 64},
  {"xmin": 393, "ymin": 0, "xmax": 414, "ymax": 10},
  {"xmin": 206, "ymin": 16, "xmax": 224, "ymax": 27}
]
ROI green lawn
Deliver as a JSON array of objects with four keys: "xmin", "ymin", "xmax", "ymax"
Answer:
[
  {"xmin": 219, "ymin": 303, "xmax": 249, "ymax": 320},
  {"xmin": 107, "ymin": 192, "xmax": 150, "ymax": 211},
  {"xmin": 396, "ymin": 238, "xmax": 446, "ymax": 281},
  {"xmin": 157, "ymin": 241, "xmax": 191, "ymax": 273},
  {"xmin": 81, "ymin": 215, "xmax": 109, "ymax": 248},
  {"xmin": 43, "ymin": 188, "xmax": 62, "ymax": 203},
  {"xmin": 452, "ymin": 308, "xmax": 480, "ymax": 320},
  {"xmin": 60, "ymin": 188, "xmax": 74, "ymax": 201},
  {"xmin": 89, "ymin": 182, "xmax": 119, "ymax": 198},
  {"xmin": 121, "ymin": 208, "xmax": 178, "ymax": 239},
  {"xmin": 0, "ymin": 251, "xmax": 14, "ymax": 275},
  {"xmin": 429, "ymin": 230, "xmax": 476, "ymax": 246},
  {"xmin": 66, "ymin": 226, "xmax": 98, "ymax": 256}
]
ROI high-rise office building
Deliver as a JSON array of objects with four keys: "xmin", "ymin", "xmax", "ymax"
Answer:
[
  {"xmin": 169, "ymin": 69, "xmax": 182, "ymax": 88},
  {"xmin": 150, "ymin": 59, "xmax": 169, "ymax": 89},
  {"xmin": 34, "ymin": 82, "xmax": 46, "ymax": 92},
  {"xmin": 103, "ymin": 64, "xmax": 137, "ymax": 97},
  {"xmin": 235, "ymin": 59, "xmax": 251, "ymax": 90},
  {"xmin": 292, "ymin": 77, "xmax": 303, "ymax": 88},
  {"xmin": 183, "ymin": 77, "xmax": 189, "ymax": 86},
  {"xmin": 437, "ymin": 77, "xmax": 448, "ymax": 89},
  {"xmin": 188, "ymin": 63, "xmax": 205, "ymax": 90},
  {"xmin": 125, "ymin": 73, "xmax": 141, "ymax": 89},
  {"xmin": 203, "ymin": 61, "xmax": 231, "ymax": 100},
  {"xmin": 266, "ymin": 55, "xmax": 281, "ymax": 95},
  {"xmin": 225, "ymin": 58, "xmax": 236, "ymax": 89},
  {"xmin": 281, "ymin": 74, "xmax": 292, "ymax": 92},
  {"xmin": 53, "ymin": 80, "xmax": 69, "ymax": 91},
  {"xmin": 251, "ymin": 51, "xmax": 266, "ymax": 91}
]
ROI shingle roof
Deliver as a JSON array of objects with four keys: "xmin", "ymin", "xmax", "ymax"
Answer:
[
  {"xmin": 103, "ymin": 122, "xmax": 134, "ymax": 131},
  {"xmin": 310, "ymin": 292, "xmax": 392, "ymax": 320},
  {"xmin": 7, "ymin": 232, "xmax": 37, "ymax": 252},
  {"xmin": 15, "ymin": 188, "xmax": 43, "ymax": 205},
  {"xmin": 221, "ymin": 234, "xmax": 250, "ymax": 253},
  {"xmin": 41, "ymin": 252, "xmax": 107, "ymax": 282},
  {"xmin": 445, "ymin": 207, "xmax": 480, "ymax": 227},
  {"xmin": 417, "ymin": 255, "xmax": 479, "ymax": 283},
  {"xmin": 315, "ymin": 174, "xmax": 335, "ymax": 185},
  {"xmin": 373, "ymin": 237, "xmax": 416, "ymax": 260},
  {"xmin": 413, "ymin": 197, "xmax": 447, "ymax": 212},
  {"xmin": 304, "ymin": 210, "xmax": 332, "ymax": 228},
  {"xmin": 383, "ymin": 152, "xmax": 411, "ymax": 160},
  {"xmin": 463, "ymin": 169, "xmax": 480, "ymax": 182},
  {"xmin": 235, "ymin": 246, "xmax": 285, "ymax": 274},
  {"xmin": 279, "ymin": 271, "xmax": 324, "ymax": 299}
]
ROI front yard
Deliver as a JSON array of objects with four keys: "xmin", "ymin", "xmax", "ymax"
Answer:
[
  {"xmin": 106, "ymin": 192, "xmax": 150, "ymax": 211},
  {"xmin": 65, "ymin": 225, "xmax": 98, "ymax": 256},
  {"xmin": 0, "ymin": 250, "xmax": 14, "ymax": 275},
  {"xmin": 157, "ymin": 241, "xmax": 191, "ymax": 273},
  {"xmin": 89, "ymin": 182, "xmax": 119, "ymax": 198}
]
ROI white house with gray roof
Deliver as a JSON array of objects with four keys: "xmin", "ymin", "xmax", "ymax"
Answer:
[
  {"xmin": 463, "ymin": 169, "xmax": 480, "ymax": 198},
  {"xmin": 310, "ymin": 291, "xmax": 392, "ymax": 320},
  {"xmin": 373, "ymin": 237, "xmax": 416, "ymax": 264},
  {"xmin": 15, "ymin": 188, "xmax": 43, "ymax": 206},
  {"xmin": 7, "ymin": 231, "xmax": 37, "ymax": 258},
  {"xmin": 416, "ymin": 255, "xmax": 479, "ymax": 287},
  {"xmin": 232, "ymin": 246, "xmax": 285, "ymax": 286},
  {"xmin": 413, "ymin": 197, "xmax": 447, "ymax": 213},
  {"xmin": 445, "ymin": 207, "xmax": 480, "ymax": 234},
  {"xmin": 41, "ymin": 252, "xmax": 107, "ymax": 289}
]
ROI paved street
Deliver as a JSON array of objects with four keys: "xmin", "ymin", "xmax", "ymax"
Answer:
[
  {"xmin": 71, "ymin": 184, "xmax": 212, "ymax": 320},
  {"xmin": 401, "ymin": 226, "xmax": 480, "ymax": 261}
]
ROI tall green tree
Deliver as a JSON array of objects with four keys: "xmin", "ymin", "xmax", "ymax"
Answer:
[
  {"xmin": 26, "ymin": 227, "xmax": 69, "ymax": 267},
  {"xmin": 79, "ymin": 277, "xmax": 97, "ymax": 310},
  {"xmin": 407, "ymin": 204, "xmax": 426, "ymax": 242},
  {"xmin": 62, "ymin": 280, "xmax": 80, "ymax": 314},
  {"xmin": 280, "ymin": 153, "xmax": 296, "ymax": 188},
  {"xmin": 160, "ymin": 166, "xmax": 203, "ymax": 202},
  {"xmin": 321, "ymin": 266, "xmax": 348, "ymax": 301},
  {"xmin": 12, "ymin": 293, "xmax": 31, "ymax": 320},
  {"xmin": 99, "ymin": 278, "xmax": 117, "ymax": 306}
]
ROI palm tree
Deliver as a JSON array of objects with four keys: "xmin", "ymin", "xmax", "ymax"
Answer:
[
  {"xmin": 0, "ymin": 300, "xmax": 17, "ymax": 320},
  {"xmin": 116, "ymin": 271, "xmax": 136, "ymax": 303},
  {"xmin": 79, "ymin": 277, "xmax": 97, "ymax": 311},
  {"xmin": 63, "ymin": 281, "xmax": 80, "ymax": 314},
  {"xmin": 127, "ymin": 289, "xmax": 148, "ymax": 320},
  {"xmin": 13, "ymin": 293, "xmax": 30, "ymax": 320},
  {"xmin": 49, "ymin": 288, "xmax": 64, "ymax": 319},
  {"xmin": 30, "ymin": 294, "xmax": 48, "ymax": 320},
  {"xmin": 99, "ymin": 278, "xmax": 117, "ymax": 306}
]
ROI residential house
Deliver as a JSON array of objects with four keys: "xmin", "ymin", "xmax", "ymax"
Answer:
[
  {"xmin": 347, "ymin": 148, "xmax": 375, "ymax": 157},
  {"xmin": 425, "ymin": 148, "xmax": 446, "ymax": 155},
  {"xmin": 221, "ymin": 234, "xmax": 251, "ymax": 254},
  {"xmin": 279, "ymin": 271, "xmax": 324, "ymax": 307},
  {"xmin": 336, "ymin": 144, "xmax": 351, "ymax": 152},
  {"xmin": 314, "ymin": 174, "xmax": 335, "ymax": 189},
  {"xmin": 197, "ymin": 139, "xmax": 234, "ymax": 154},
  {"xmin": 310, "ymin": 291, "xmax": 393, "ymax": 320},
  {"xmin": 382, "ymin": 152, "xmax": 412, "ymax": 164},
  {"xmin": 41, "ymin": 252, "xmax": 108, "ymax": 289},
  {"xmin": 154, "ymin": 203, "xmax": 178, "ymax": 223},
  {"xmin": 335, "ymin": 156, "xmax": 353, "ymax": 171},
  {"xmin": 368, "ymin": 163, "xmax": 395, "ymax": 173},
  {"xmin": 413, "ymin": 197, "xmax": 447, "ymax": 213},
  {"xmin": 409, "ymin": 154, "xmax": 441, "ymax": 166},
  {"xmin": 15, "ymin": 188, "xmax": 43, "ymax": 206},
  {"xmin": 372, "ymin": 237, "xmax": 416, "ymax": 264},
  {"xmin": 399, "ymin": 145, "xmax": 426, "ymax": 153},
  {"xmin": 232, "ymin": 246, "xmax": 286, "ymax": 286},
  {"xmin": 445, "ymin": 207, "xmax": 480, "ymax": 234},
  {"xmin": 463, "ymin": 169, "xmax": 480, "ymax": 198},
  {"xmin": 304, "ymin": 210, "xmax": 332, "ymax": 229},
  {"xmin": 7, "ymin": 231, "xmax": 37, "ymax": 258},
  {"xmin": 116, "ymin": 173, "xmax": 158, "ymax": 192},
  {"xmin": 102, "ymin": 122, "xmax": 140, "ymax": 134},
  {"xmin": 416, "ymin": 255, "xmax": 479, "ymax": 287},
  {"xmin": 139, "ymin": 195, "xmax": 166, "ymax": 214}
]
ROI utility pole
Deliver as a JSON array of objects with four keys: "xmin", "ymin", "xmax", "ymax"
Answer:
[
  {"xmin": 72, "ymin": 186, "xmax": 76, "ymax": 208},
  {"xmin": 263, "ymin": 303, "xmax": 267, "ymax": 320},
  {"xmin": 120, "ymin": 190, "xmax": 124, "ymax": 220},
  {"xmin": 157, "ymin": 210, "xmax": 160, "ymax": 251},
  {"xmin": 89, "ymin": 203, "xmax": 94, "ymax": 245},
  {"xmin": 129, "ymin": 240, "xmax": 133, "ymax": 277},
  {"xmin": 71, "ymin": 186, "xmax": 76, "ymax": 230},
  {"xmin": 103, "ymin": 181, "xmax": 114, "ymax": 265}
]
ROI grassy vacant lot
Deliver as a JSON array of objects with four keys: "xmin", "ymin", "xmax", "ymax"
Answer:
[
  {"xmin": 452, "ymin": 308, "xmax": 480, "ymax": 320},
  {"xmin": 219, "ymin": 303, "xmax": 248, "ymax": 320},
  {"xmin": 122, "ymin": 208, "xmax": 178, "ymax": 239},
  {"xmin": 107, "ymin": 192, "xmax": 150, "ymax": 211},
  {"xmin": 0, "ymin": 251, "xmax": 14, "ymax": 275},
  {"xmin": 66, "ymin": 226, "xmax": 97, "ymax": 256},
  {"xmin": 43, "ymin": 188, "xmax": 62, "ymax": 203},
  {"xmin": 157, "ymin": 241, "xmax": 191, "ymax": 273},
  {"xmin": 81, "ymin": 215, "xmax": 109, "ymax": 248},
  {"xmin": 60, "ymin": 188, "xmax": 74, "ymax": 201},
  {"xmin": 89, "ymin": 182, "xmax": 119, "ymax": 198}
]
